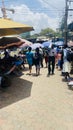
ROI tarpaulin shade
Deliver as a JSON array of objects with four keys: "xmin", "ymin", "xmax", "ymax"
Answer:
[
  {"xmin": 19, "ymin": 39, "xmax": 32, "ymax": 48},
  {"xmin": 0, "ymin": 36, "xmax": 25, "ymax": 49},
  {"xmin": 0, "ymin": 18, "xmax": 34, "ymax": 36}
]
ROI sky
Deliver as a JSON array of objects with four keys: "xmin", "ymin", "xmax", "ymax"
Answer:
[{"xmin": 0, "ymin": 0, "xmax": 73, "ymax": 34}]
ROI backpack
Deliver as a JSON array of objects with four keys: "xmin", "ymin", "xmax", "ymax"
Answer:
[
  {"xmin": 33, "ymin": 52, "xmax": 41, "ymax": 60},
  {"xmin": 67, "ymin": 49, "xmax": 73, "ymax": 62},
  {"xmin": 33, "ymin": 52, "xmax": 38, "ymax": 59},
  {"xmin": 32, "ymin": 53, "xmax": 38, "ymax": 65}
]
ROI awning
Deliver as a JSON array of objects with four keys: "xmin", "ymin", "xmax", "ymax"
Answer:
[
  {"xmin": 0, "ymin": 36, "xmax": 25, "ymax": 49},
  {"xmin": 0, "ymin": 18, "xmax": 34, "ymax": 36}
]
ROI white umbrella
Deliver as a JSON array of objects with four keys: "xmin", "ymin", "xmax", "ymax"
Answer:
[
  {"xmin": 54, "ymin": 41, "xmax": 64, "ymax": 46},
  {"xmin": 42, "ymin": 41, "xmax": 52, "ymax": 48},
  {"xmin": 30, "ymin": 43, "xmax": 44, "ymax": 50}
]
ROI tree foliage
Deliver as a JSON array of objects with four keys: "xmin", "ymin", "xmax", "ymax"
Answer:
[
  {"xmin": 40, "ymin": 28, "xmax": 55, "ymax": 36},
  {"xmin": 30, "ymin": 27, "xmax": 61, "ymax": 38}
]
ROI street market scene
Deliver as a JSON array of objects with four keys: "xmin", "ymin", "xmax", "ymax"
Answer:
[{"xmin": 0, "ymin": 0, "xmax": 73, "ymax": 130}]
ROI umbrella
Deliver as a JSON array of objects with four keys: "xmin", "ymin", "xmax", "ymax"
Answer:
[
  {"xmin": 30, "ymin": 43, "xmax": 44, "ymax": 50},
  {"xmin": 42, "ymin": 41, "xmax": 52, "ymax": 48},
  {"xmin": 0, "ymin": 36, "xmax": 25, "ymax": 49},
  {"xmin": 19, "ymin": 39, "xmax": 33, "ymax": 48},
  {"xmin": 54, "ymin": 41, "xmax": 64, "ymax": 46},
  {"xmin": 0, "ymin": 18, "xmax": 34, "ymax": 36}
]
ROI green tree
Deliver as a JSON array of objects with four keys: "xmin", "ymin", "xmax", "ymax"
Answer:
[
  {"xmin": 40, "ymin": 28, "xmax": 55, "ymax": 37},
  {"xmin": 29, "ymin": 27, "xmax": 61, "ymax": 40}
]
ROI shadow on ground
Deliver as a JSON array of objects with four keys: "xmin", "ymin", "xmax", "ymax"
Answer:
[{"xmin": 0, "ymin": 76, "xmax": 32, "ymax": 109}]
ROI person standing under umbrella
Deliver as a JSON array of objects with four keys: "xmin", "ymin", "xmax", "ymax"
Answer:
[
  {"xmin": 26, "ymin": 47, "xmax": 33, "ymax": 75},
  {"xmin": 48, "ymin": 44, "xmax": 56, "ymax": 75}
]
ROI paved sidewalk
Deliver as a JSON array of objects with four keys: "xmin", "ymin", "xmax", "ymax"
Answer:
[{"xmin": 0, "ymin": 66, "xmax": 73, "ymax": 130}]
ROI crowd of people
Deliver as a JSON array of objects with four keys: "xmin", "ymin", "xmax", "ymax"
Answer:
[
  {"xmin": 0, "ymin": 43, "xmax": 73, "ymax": 88},
  {"xmin": 25, "ymin": 44, "xmax": 73, "ymax": 82},
  {"xmin": 26, "ymin": 44, "xmax": 61, "ymax": 76}
]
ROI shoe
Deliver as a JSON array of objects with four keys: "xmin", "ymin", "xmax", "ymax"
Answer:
[
  {"xmin": 47, "ymin": 73, "xmax": 50, "ymax": 77},
  {"xmin": 52, "ymin": 72, "xmax": 55, "ymax": 75}
]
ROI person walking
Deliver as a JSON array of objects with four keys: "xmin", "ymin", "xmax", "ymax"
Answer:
[
  {"xmin": 44, "ymin": 49, "xmax": 48, "ymax": 68},
  {"xmin": 57, "ymin": 52, "xmax": 62, "ymax": 70},
  {"xmin": 39, "ymin": 47, "xmax": 44, "ymax": 68},
  {"xmin": 33, "ymin": 47, "xmax": 41, "ymax": 76},
  {"xmin": 62, "ymin": 45, "xmax": 71, "ymax": 80},
  {"xmin": 48, "ymin": 44, "xmax": 56, "ymax": 75},
  {"xmin": 26, "ymin": 47, "xmax": 33, "ymax": 75}
]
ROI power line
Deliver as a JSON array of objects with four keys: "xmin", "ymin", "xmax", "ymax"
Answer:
[
  {"xmin": 41, "ymin": 0, "xmax": 60, "ymax": 10},
  {"xmin": 3, "ymin": 0, "xmax": 63, "ymax": 11}
]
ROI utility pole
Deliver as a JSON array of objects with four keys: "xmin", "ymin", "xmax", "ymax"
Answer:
[
  {"xmin": 64, "ymin": 0, "xmax": 68, "ymax": 45},
  {"xmin": 64, "ymin": 0, "xmax": 73, "ymax": 45},
  {"xmin": 1, "ymin": 0, "xmax": 7, "ymax": 18}
]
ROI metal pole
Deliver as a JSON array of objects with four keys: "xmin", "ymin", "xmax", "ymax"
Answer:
[
  {"xmin": 1, "ymin": 0, "xmax": 7, "ymax": 18},
  {"xmin": 64, "ymin": 0, "xmax": 68, "ymax": 45}
]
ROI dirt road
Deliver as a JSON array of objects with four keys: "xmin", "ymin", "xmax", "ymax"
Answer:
[{"xmin": 0, "ymin": 65, "xmax": 73, "ymax": 130}]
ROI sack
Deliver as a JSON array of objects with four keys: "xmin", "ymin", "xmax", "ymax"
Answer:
[{"xmin": 33, "ymin": 53, "xmax": 38, "ymax": 59}]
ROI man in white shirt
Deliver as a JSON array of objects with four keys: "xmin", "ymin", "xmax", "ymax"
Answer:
[{"xmin": 48, "ymin": 44, "xmax": 56, "ymax": 75}]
